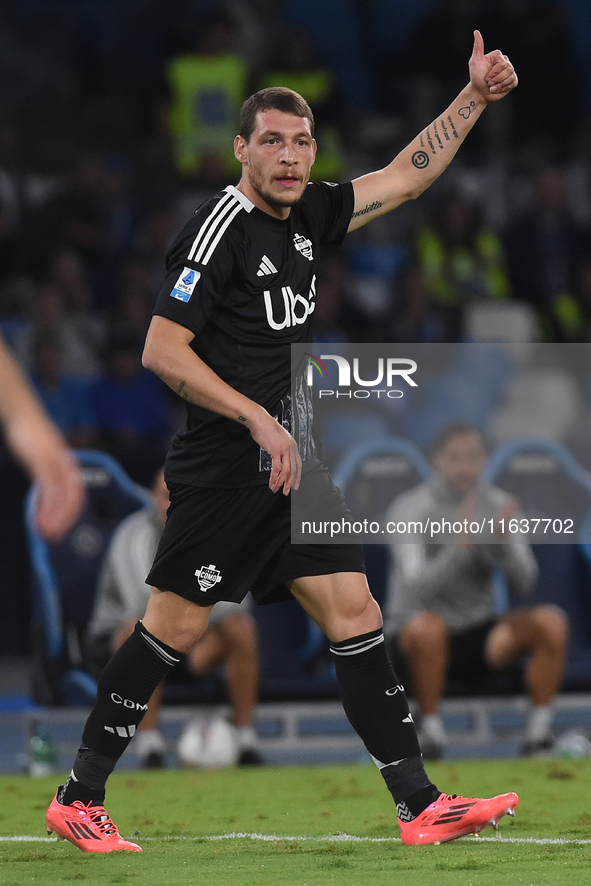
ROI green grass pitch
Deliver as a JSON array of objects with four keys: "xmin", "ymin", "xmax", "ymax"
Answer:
[{"xmin": 1, "ymin": 759, "xmax": 591, "ymax": 885}]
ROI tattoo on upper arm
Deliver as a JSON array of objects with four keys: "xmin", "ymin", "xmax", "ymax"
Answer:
[
  {"xmin": 351, "ymin": 200, "xmax": 383, "ymax": 219},
  {"xmin": 447, "ymin": 115, "xmax": 459, "ymax": 138}
]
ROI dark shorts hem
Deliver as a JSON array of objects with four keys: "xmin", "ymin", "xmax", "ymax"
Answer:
[{"xmin": 146, "ymin": 478, "xmax": 366, "ymax": 608}]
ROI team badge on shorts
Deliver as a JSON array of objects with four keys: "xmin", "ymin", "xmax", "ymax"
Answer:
[{"xmin": 194, "ymin": 563, "xmax": 222, "ymax": 592}]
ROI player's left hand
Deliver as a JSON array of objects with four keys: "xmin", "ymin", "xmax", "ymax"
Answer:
[{"xmin": 469, "ymin": 30, "xmax": 518, "ymax": 103}]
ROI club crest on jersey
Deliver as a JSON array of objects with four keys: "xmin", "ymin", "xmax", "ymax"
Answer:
[
  {"xmin": 293, "ymin": 233, "xmax": 313, "ymax": 261},
  {"xmin": 171, "ymin": 267, "xmax": 201, "ymax": 302},
  {"xmin": 194, "ymin": 563, "xmax": 222, "ymax": 592}
]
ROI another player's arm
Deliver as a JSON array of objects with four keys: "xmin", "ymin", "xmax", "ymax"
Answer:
[
  {"xmin": 142, "ymin": 315, "xmax": 300, "ymax": 495},
  {"xmin": 0, "ymin": 332, "xmax": 84, "ymax": 539},
  {"xmin": 348, "ymin": 30, "xmax": 517, "ymax": 232}
]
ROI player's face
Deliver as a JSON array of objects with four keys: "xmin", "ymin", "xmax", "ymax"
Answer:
[
  {"xmin": 434, "ymin": 431, "xmax": 487, "ymax": 496},
  {"xmin": 234, "ymin": 109, "xmax": 316, "ymax": 218}
]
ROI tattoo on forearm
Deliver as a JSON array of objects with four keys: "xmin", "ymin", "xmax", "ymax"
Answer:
[
  {"xmin": 447, "ymin": 115, "xmax": 459, "ymax": 138},
  {"xmin": 433, "ymin": 121, "xmax": 444, "ymax": 149},
  {"xmin": 440, "ymin": 118, "xmax": 450, "ymax": 141},
  {"xmin": 458, "ymin": 101, "xmax": 476, "ymax": 120},
  {"xmin": 351, "ymin": 200, "xmax": 383, "ymax": 218},
  {"xmin": 175, "ymin": 380, "xmax": 195, "ymax": 404},
  {"xmin": 425, "ymin": 127, "xmax": 436, "ymax": 155},
  {"xmin": 412, "ymin": 151, "xmax": 430, "ymax": 169},
  {"xmin": 420, "ymin": 133, "xmax": 425, "ymax": 148},
  {"xmin": 238, "ymin": 415, "xmax": 247, "ymax": 422}
]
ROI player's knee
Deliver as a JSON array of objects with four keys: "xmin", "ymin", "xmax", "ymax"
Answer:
[{"xmin": 328, "ymin": 589, "xmax": 382, "ymax": 639}]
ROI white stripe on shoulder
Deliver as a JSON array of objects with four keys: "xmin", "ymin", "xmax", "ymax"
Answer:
[
  {"xmin": 193, "ymin": 195, "xmax": 240, "ymax": 264},
  {"xmin": 224, "ymin": 184, "xmax": 254, "ymax": 212},
  {"xmin": 187, "ymin": 190, "xmax": 235, "ymax": 262},
  {"xmin": 201, "ymin": 202, "xmax": 244, "ymax": 265}
]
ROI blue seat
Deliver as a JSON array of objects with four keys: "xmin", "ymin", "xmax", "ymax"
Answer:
[
  {"xmin": 26, "ymin": 450, "xmax": 151, "ymax": 706},
  {"xmin": 334, "ymin": 437, "xmax": 432, "ymax": 609},
  {"xmin": 485, "ymin": 438, "xmax": 591, "ymax": 690},
  {"xmin": 333, "ymin": 436, "xmax": 432, "ymax": 527}
]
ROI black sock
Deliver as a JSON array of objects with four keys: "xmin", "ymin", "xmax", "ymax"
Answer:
[
  {"xmin": 61, "ymin": 622, "xmax": 183, "ymax": 804},
  {"xmin": 330, "ymin": 628, "xmax": 438, "ymax": 818}
]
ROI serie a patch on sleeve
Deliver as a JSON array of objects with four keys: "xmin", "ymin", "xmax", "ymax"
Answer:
[{"xmin": 170, "ymin": 267, "xmax": 201, "ymax": 302}]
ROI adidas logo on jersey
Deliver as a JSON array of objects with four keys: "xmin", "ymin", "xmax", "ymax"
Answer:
[{"xmin": 257, "ymin": 255, "xmax": 278, "ymax": 276}]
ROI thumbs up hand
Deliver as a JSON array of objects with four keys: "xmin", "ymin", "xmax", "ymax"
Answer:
[{"xmin": 469, "ymin": 30, "xmax": 518, "ymax": 103}]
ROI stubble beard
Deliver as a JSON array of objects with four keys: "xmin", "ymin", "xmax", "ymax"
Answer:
[{"xmin": 248, "ymin": 167, "xmax": 307, "ymax": 214}]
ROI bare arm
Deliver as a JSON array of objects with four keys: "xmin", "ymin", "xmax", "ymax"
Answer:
[
  {"xmin": 0, "ymin": 333, "xmax": 83, "ymax": 540},
  {"xmin": 142, "ymin": 315, "xmax": 301, "ymax": 494},
  {"xmin": 348, "ymin": 30, "xmax": 517, "ymax": 232}
]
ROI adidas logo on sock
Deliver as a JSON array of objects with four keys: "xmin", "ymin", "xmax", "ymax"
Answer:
[
  {"xmin": 257, "ymin": 255, "xmax": 278, "ymax": 276},
  {"xmin": 105, "ymin": 724, "xmax": 136, "ymax": 738}
]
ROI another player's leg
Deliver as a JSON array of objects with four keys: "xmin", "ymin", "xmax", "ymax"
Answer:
[
  {"xmin": 486, "ymin": 605, "xmax": 568, "ymax": 755},
  {"xmin": 398, "ymin": 611, "xmax": 450, "ymax": 759},
  {"xmin": 187, "ymin": 612, "xmax": 263, "ymax": 764},
  {"xmin": 47, "ymin": 590, "xmax": 212, "ymax": 853},
  {"xmin": 290, "ymin": 572, "xmax": 519, "ymax": 846}
]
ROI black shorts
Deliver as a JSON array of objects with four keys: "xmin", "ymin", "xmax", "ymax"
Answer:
[
  {"xmin": 387, "ymin": 619, "xmax": 499, "ymax": 683},
  {"xmin": 447, "ymin": 619, "xmax": 498, "ymax": 680},
  {"xmin": 146, "ymin": 471, "xmax": 365, "ymax": 607}
]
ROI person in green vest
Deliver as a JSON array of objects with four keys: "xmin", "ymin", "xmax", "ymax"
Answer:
[
  {"xmin": 415, "ymin": 187, "xmax": 510, "ymax": 308},
  {"xmin": 259, "ymin": 27, "xmax": 345, "ymax": 182},
  {"xmin": 166, "ymin": 11, "xmax": 248, "ymax": 183}
]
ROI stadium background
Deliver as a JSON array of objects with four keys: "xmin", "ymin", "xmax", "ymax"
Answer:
[{"xmin": 0, "ymin": 0, "xmax": 590, "ymax": 711}]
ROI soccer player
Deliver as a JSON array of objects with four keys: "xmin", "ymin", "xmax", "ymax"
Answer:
[{"xmin": 47, "ymin": 31, "xmax": 520, "ymax": 851}]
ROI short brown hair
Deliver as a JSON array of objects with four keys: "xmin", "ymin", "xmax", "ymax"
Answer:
[
  {"xmin": 432, "ymin": 421, "xmax": 485, "ymax": 455},
  {"xmin": 239, "ymin": 87, "xmax": 315, "ymax": 142}
]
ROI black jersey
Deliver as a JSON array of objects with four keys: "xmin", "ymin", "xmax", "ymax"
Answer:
[{"xmin": 153, "ymin": 180, "xmax": 354, "ymax": 487}]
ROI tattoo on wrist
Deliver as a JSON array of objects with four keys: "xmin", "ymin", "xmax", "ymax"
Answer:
[
  {"xmin": 458, "ymin": 101, "xmax": 476, "ymax": 120},
  {"xmin": 447, "ymin": 115, "xmax": 459, "ymax": 138},
  {"xmin": 351, "ymin": 200, "xmax": 383, "ymax": 218},
  {"xmin": 177, "ymin": 381, "xmax": 186, "ymax": 395},
  {"xmin": 238, "ymin": 415, "xmax": 247, "ymax": 423},
  {"xmin": 412, "ymin": 151, "xmax": 430, "ymax": 169}
]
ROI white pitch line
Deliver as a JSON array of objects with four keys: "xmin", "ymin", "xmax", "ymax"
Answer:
[{"xmin": 2, "ymin": 833, "xmax": 591, "ymax": 846}]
